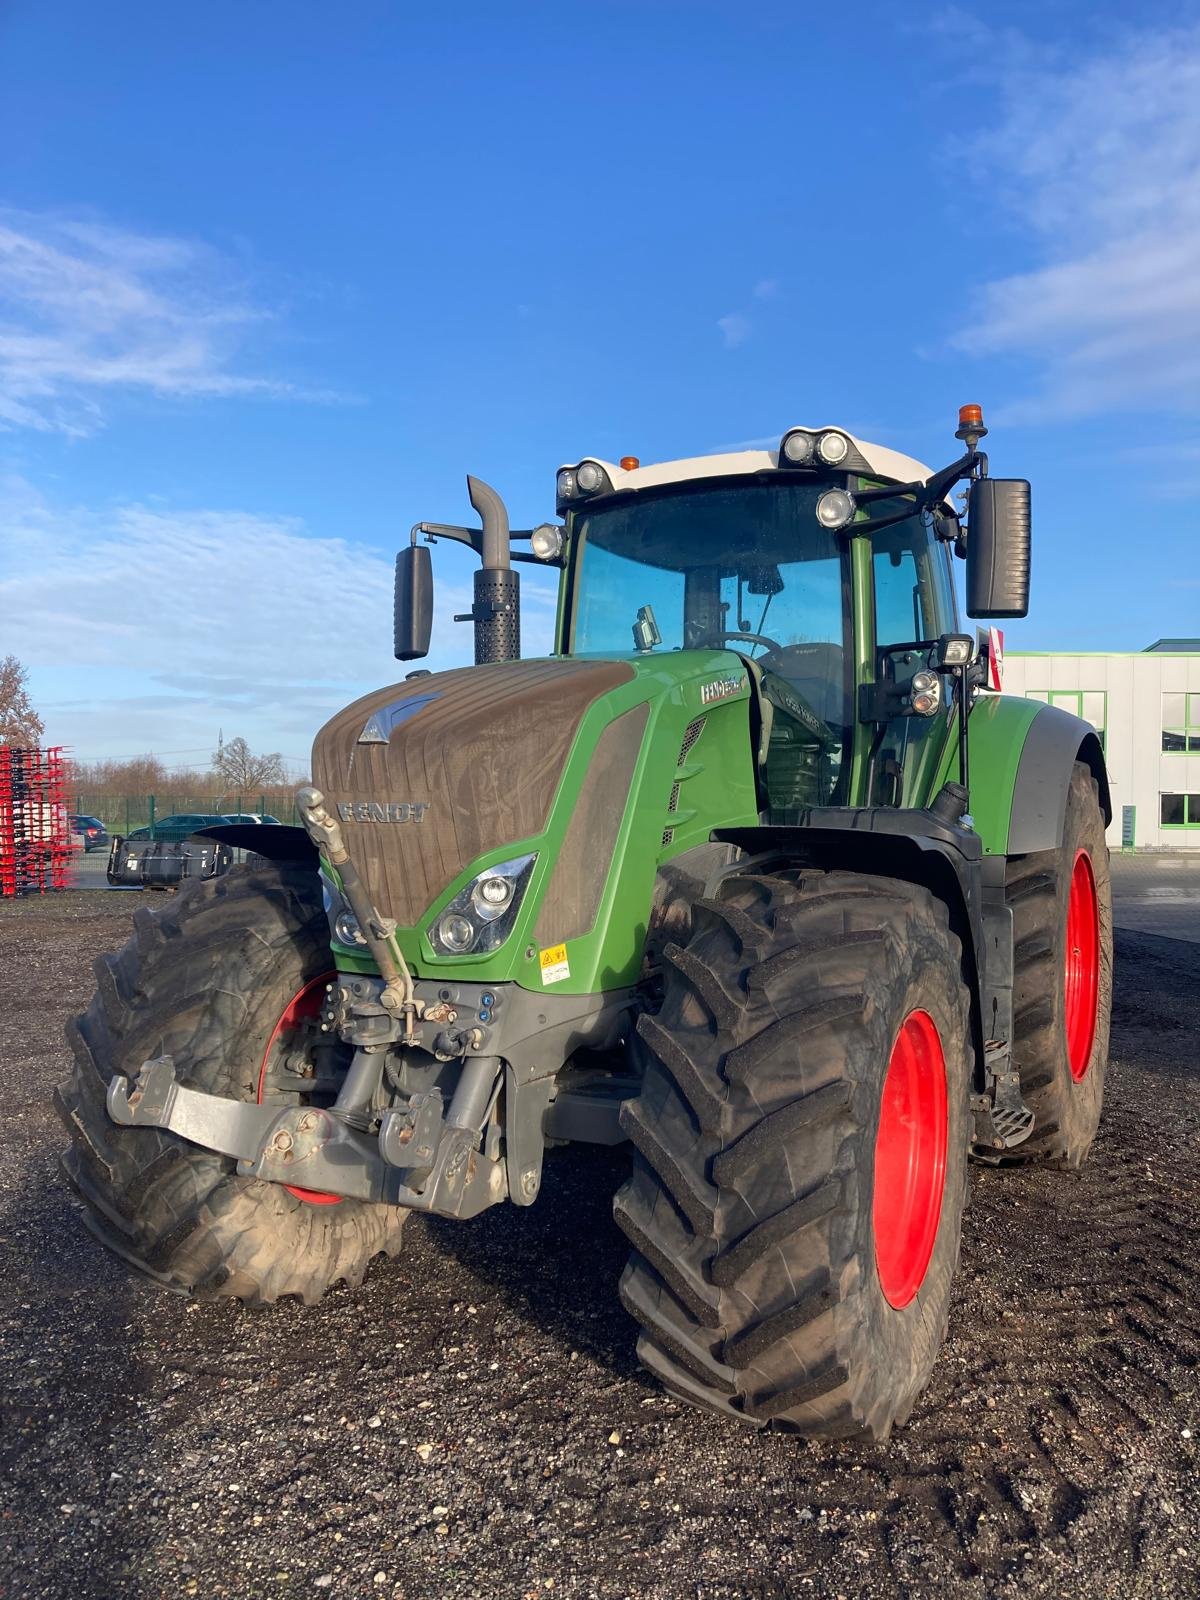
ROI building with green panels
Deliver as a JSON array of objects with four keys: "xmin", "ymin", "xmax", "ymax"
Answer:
[{"xmin": 1004, "ymin": 640, "xmax": 1200, "ymax": 850}]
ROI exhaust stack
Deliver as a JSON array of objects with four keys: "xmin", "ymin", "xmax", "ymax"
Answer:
[{"xmin": 466, "ymin": 475, "xmax": 520, "ymax": 665}]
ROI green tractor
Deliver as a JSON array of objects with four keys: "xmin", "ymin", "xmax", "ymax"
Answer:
[{"xmin": 58, "ymin": 407, "xmax": 1112, "ymax": 1439}]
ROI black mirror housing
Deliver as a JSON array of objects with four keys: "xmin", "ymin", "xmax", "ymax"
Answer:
[
  {"xmin": 966, "ymin": 478, "xmax": 1031, "ymax": 618},
  {"xmin": 394, "ymin": 544, "xmax": 434, "ymax": 660}
]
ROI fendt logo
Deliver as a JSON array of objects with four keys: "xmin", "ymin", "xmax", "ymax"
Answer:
[
  {"xmin": 700, "ymin": 674, "xmax": 747, "ymax": 706},
  {"xmin": 336, "ymin": 801, "xmax": 430, "ymax": 823}
]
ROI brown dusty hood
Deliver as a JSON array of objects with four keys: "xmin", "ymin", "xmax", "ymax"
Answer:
[{"xmin": 311, "ymin": 658, "xmax": 633, "ymax": 926}]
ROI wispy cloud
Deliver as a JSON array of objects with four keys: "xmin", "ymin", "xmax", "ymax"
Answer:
[
  {"xmin": 952, "ymin": 22, "xmax": 1200, "ymax": 420},
  {"xmin": 0, "ymin": 210, "xmax": 332, "ymax": 436},
  {"xmin": 0, "ymin": 476, "xmax": 556, "ymax": 758},
  {"xmin": 716, "ymin": 311, "xmax": 752, "ymax": 350}
]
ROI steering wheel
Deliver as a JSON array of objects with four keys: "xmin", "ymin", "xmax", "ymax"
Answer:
[{"xmin": 719, "ymin": 630, "xmax": 784, "ymax": 655}]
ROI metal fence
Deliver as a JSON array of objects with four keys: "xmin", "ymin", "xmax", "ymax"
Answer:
[{"xmin": 68, "ymin": 794, "xmax": 302, "ymax": 837}]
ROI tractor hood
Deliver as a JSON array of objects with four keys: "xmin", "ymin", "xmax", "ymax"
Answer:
[{"xmin": 311, "ymin": 658, "xmax": 635, "ymax": 928}]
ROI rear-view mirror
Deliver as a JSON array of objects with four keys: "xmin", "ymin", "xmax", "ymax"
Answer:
[
  {"xmin": 394, "ymin": 544, "xmax": 434, "ymax": 660},
  {"xmin": 966, "ymin": 478, "xmax": 1031, "ymax": 619}
]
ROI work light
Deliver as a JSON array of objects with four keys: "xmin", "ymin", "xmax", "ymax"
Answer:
[
  {"xmin": 781, "ymin": 430, "xmax": 815, "ymax": 464},
  {"xmin": 576, "ymin": 461, "xmax": 606, "ymax": 493},
  {"xmin": 530, "ymin": 523, "xmax": 565, "ymax": 561},
  {"xmin": 816, "ymin": 488, "xmax": 855, "ymax": 530},
  {"xmin": 817, "ymin": 430, "xmax": 850, "ymax": 465}
]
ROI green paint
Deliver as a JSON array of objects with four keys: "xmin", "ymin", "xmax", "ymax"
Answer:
[{"xmin": 934, "ymin": 693, "xmax": 1041, "ymax": 855}]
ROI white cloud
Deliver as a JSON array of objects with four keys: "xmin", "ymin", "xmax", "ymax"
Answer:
[
  {"xmin": 0, "ymin": 209, "xmax": 329, "ymax": 435},
  {"xmin": 0, "ymin": 476, "xmax": 558, "ymax": 760},
  {"xmin": 953, "ymin": 23, "xmax": 1200, "ymax": 420},
  {"xmin": 717, "ymin": 311, "xmax": 752, "ymax": 349}
]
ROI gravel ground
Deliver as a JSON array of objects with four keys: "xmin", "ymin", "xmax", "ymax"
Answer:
[{"xmin": 1, "ymin": 892, "xmax": 1197, "ymax": 1600}]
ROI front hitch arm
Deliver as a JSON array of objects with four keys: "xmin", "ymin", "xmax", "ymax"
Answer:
[{"xmin": 107, "ymin": 1058, "xmax": 507, "ymax": 1218}]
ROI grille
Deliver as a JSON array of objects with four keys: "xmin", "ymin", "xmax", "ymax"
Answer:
[{"xmin": 678, "ymin": 716, "xmax": 706, "ymax": 761}]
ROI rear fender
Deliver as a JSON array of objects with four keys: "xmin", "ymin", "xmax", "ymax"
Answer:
[
  {"xmin": 965, "ymin": 697, "xmax": 1111, "ymax": 857},
  {"xmin": 1006, "ymin": 709, "xmax": 1110, "ymax": 854}
]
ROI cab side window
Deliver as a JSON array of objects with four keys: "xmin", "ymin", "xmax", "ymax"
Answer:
[{"xmin": 872, "ymin": 515, "xmax": 956, "ymax": 646}]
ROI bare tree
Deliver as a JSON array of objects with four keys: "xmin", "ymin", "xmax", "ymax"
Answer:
[
  {"xmin": 211, "ymin": 736, "xmax": 288, "ymax": 799},
  {"xmin": 0, "ymin": 655, "xmax": 45, "ymax": 747}
]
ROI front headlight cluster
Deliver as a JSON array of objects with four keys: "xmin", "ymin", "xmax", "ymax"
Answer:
[{"xmin": 428, "ymin": 853, "xmax": 537, "ymax": 958}]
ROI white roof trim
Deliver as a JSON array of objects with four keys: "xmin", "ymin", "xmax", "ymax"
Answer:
[{"xmin": 562, "ymin": 428, "xmax": 934, "ymax": 497}]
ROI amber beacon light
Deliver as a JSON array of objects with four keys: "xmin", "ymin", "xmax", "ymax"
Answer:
[{"xmin": 955, "ymin": 403, "xmax": 988, "ymax": 445}]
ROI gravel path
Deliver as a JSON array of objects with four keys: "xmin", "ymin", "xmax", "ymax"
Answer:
[{"xmin": 0, "ymin": 893, "xmax": 1196, "ymax": 1599}]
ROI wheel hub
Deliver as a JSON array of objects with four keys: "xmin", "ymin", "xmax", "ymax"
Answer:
[
  {"xmin": 873, "ymin": 1009, "xmax": 948, "ymax": 1309},
  {"xmin": 1064, "ymin": 849, "xmax": 1100, "ymax": 1082}
]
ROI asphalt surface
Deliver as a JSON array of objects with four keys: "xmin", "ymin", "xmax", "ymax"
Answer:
[
  {"xmin": 1109, "ymin": 853, "xmax": 1200, "ymax": 942},
  {"xmin": 1, "ymin": 891, "xmax": 1197, "ymax": 1600}
]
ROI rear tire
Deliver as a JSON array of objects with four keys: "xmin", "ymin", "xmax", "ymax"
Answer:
[
  {"xmin": 615, "ymin": 868, "xmax": 973, "ymax": 1439},
  {"xmin": 55, "ymin": 862, "xmax": 407, "ymax": 1303},
  {"xmin": 1005, "ymin": 761, "xmax": 1112, "ymax": 1168}
]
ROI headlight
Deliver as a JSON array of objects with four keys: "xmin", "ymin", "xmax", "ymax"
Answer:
[
  {"xmin": 472, "ymin": 872, "xmax": 514, "ymax": 918},
  {"xmin": 556, "ymin": 468, "xmax": 577, "ymax": 499},
  {"xmin": 816, "ymin": 488, "xmax": 856, "ymax": 530},
  {"xmin": 576, "ymin": 461, "xmax": 605, "ymax": 493},
  {"xmin": 530, "ymin": 523, "xmax": 564, "ymax": 561},
  {"xmin": 323, "ymin": 872, "xmax": 368, "ymax": 948},
  {"xmin": 436, "ymin": 913, "xmax": 477, "ymax": 953},
  {"xmin": 334, "ymin": 908, "xmax": 368, "ymax": 947},
  {"xmin": 781, "ymin": 430, "xmax": 815, "ymax": 464},
  {"xmin": 817, "ymin": 430, "xmax": 850, "ymax": 464},
  {"xmin": 428, "ymin": 853, "xmax": 537, "ymax": 957}
]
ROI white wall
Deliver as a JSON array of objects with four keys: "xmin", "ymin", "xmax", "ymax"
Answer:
[{"xmin": 1003, "ymin": 653, "xmax": 1200, "ymax": 849}]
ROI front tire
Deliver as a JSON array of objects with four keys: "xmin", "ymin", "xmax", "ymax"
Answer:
[
  {"xmin": 1005, "ymin": 761, "xmax": 1113, "ymax": 1167},
  {"xmin": 615, "ymin": 869, "xmax": 972, "ymax": 1439},
  {"xmin": 56, "ymin": 862, "xmax": 407, "ymax": 1303}
]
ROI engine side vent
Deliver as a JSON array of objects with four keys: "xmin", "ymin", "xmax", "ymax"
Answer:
[
  {"xmin": 662, "ymin": 717, "xmax": 707, "ymax": 850},
  {"xmin": 678, "ymin": 715, "xmax": 706, "ymax": 763}
]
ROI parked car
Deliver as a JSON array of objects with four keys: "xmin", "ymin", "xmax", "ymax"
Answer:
[
  {"xmin": 221, "ymin": 813, "xmax": 283, "ymax": 826},
  {"xmin": 125, "ymin": 813, "xmax": 235, "ymax": 844},
  {"xmin": 68, "ymin": 814, "xmax": 110, "ymax": 852}
]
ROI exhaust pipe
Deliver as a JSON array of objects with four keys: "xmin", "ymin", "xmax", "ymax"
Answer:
[{"xmin": 466, "ymin": 475, "xmax": 520, "ymax": 665}]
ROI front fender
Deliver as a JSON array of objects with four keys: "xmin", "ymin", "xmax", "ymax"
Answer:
[{"xmin": 965, "ymin": 696, "xmax": 1111, "ymax": 856}]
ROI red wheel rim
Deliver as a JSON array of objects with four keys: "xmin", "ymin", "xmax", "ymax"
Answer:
[
  {"xmin": 257, "ymin": 972, "xmax": 342, "ymax": 1205},
  {"xmin": 1064, "ymin": 849, "xmax": 1100, "ymax": 1082},
  {"xmin": 873, "ymin": 1009, "xmax": 948, "ymax": 1310}
]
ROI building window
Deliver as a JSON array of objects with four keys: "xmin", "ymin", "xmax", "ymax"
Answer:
[
  {"xmin": 1160, "ymin": 793, "xmax": 1200, "ymax": 827},
  {"xmin": 1025, "ymin": 690, "xmax": 1107, "ymax": 752},
  {"xmin": 1162, "ymin": 693, "xmax": 1200, "ymax": 753}
]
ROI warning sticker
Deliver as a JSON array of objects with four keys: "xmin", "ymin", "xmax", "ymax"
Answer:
[{"xmin": 539, "ymin": 943, "xmax": 571, "ymax": 985}]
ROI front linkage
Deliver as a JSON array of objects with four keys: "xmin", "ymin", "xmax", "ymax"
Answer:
[{"xmin": 109, "ymin": 965, "xmax": 636, "ymax": 1218}]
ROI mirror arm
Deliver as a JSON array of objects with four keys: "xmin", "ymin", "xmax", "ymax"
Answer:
[{"xmin": 412, "ymin": 522, "xmax": 539, "ymax": 555}]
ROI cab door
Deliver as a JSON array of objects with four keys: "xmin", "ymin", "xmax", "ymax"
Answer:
[{"xmin": 868, "ymin": 512, "xmax": 959, "ymax": 808}]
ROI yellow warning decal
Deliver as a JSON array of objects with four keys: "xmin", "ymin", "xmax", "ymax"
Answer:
[{"xmin": 539, "ymin": 942, "xmax": 570, "ymax": 985}]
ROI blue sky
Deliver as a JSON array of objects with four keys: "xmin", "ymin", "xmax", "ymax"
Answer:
[{"xmin": 2, "ymin": 1, "xmax": 1198, "ymax": 772}]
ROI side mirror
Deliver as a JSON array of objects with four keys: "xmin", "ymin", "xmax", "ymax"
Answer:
[
  {"xmin": 394, "ymin": 544, "xmax": 433, "ymax": 661},
  {"xmin": 966, "ymin": 478, "xmax": 1031, "ymax": 618}
]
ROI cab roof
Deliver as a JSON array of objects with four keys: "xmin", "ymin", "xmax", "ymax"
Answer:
[{"xmin": 565, "ymin": 429, "xmax": 934, "ymax": 498}]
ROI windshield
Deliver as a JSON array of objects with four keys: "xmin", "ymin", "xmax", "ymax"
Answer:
[{"xmin": 567, "ymin": 480, "xmax": 852, "ymax": 803}]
